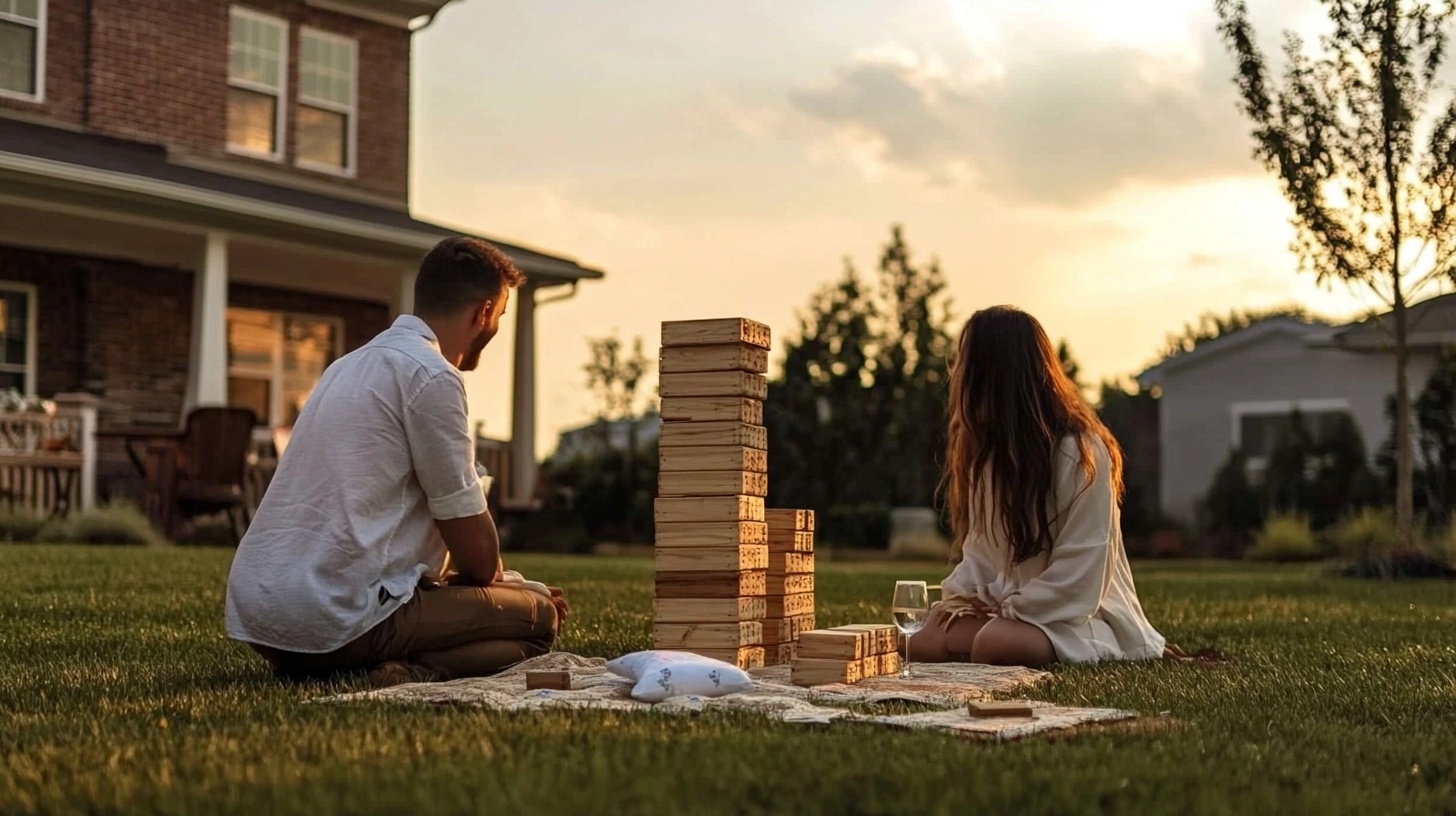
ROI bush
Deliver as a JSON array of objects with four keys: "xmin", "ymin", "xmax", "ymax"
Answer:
[
  {"xmin": 820, "ymin": 503, "xmax": 891, "ymax": 550},
  {"xmin": 1330, "ymin": 507, "xmax": 1402, "ymax": 562},
  {"xmin": 1245, "ymin": 513, "xmax": 1321, "ymax": 562},
  {"xmin": 0, "ymin": 510, "xmax": 47, "ymax": 543},
  {"xmin": 36, "ymin": 501, "xmax": 166, "ymax": 547}
]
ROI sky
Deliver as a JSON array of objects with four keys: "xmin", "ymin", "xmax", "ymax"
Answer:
[{"xmin": 406, "ymin": 0, "xmax": 1381, "ymax": 456}]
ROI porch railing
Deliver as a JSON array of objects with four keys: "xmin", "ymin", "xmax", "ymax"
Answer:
[{"xmin": 0, "ymin": 393, "xmax": 98, "ymax": 518}]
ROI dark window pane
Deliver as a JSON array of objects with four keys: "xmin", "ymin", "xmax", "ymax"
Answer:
[
  {"xmin": 297, "ymin": 105, "xmax": 346, "ymax": 168},
  {"xmin": 0, "ymin": 20, "xmax": 37, "ymax": 96},
  {"xmin": 0, "ymin": 289, "xmax": 29, "ymax": 367},
  {"xmin": 0, "ymin": 370, "xmax": 24, "ymax": 393}
]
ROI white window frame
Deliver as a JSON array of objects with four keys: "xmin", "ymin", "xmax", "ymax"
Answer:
[
  {"xmin": 295, "ymin": 27, "xmax": 358, "ymax": 177},
  {"xmin": 0, "ymin": 281, "xmax": 39, "ymax": 397},
  {"xmin": 226, "ymin": 6, "xmax": 289, "ymax": 162},
  {"xmin": 226, "ymin": 307, "xmax": 344, "ymax": 427},
  {"xmin": 1230, "ymin": 398, "xmax": 1353, "ymax": 480},
  {"xmin": 0, "ymin": 0, "xmax": 47, "ymax": 103}
]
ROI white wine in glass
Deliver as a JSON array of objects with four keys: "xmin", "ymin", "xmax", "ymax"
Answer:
[{"xmin": 891, "ymin": 580, "xmax": 930, "ymax": 678}]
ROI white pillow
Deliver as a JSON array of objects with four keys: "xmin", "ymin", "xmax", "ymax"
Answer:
[{"xmin": 605, "ymin": 650, "xmax": 755, "ymax": 702}]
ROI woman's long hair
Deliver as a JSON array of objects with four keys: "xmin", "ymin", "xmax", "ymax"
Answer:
[{"xmin": 937, "ymin": 306, "xmax": 1124, "ymax": 565}]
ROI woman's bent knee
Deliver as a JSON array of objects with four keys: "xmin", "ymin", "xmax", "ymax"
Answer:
[{"xmin": 970, "ymin": 619, "xmax": 1056, "ymax": 667}]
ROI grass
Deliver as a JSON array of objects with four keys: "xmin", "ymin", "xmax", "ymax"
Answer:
[{"xmin": 1, "ymin": 549, "xmax": 1454, "ymax": 816}]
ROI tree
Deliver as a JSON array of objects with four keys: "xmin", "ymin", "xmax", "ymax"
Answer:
[
  {"xmin": 1057, "ymin": 340, "xmax": 1086, "ymax": 396},
  {"xmin": 580, "ymin": 331, "xmax": 653, "ymax": 539},
  {"xmin": 1215, "ymin": 0, "xmax": 1456, "ymax": 544},
  {"xmin": 1157, "ymin": 304, "xmax": 1321, "ymax": 363}
]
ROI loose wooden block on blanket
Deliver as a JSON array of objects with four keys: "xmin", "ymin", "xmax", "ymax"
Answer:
[
  {"xmin": 767, "ymin": 551, "xmax": 814, "ymax": 574},
  {"xmin": 659, "ymin": 396, "xmax": 764, "ymax": 425},
  {"xmin": 661, "ymin": 317, "xmax": 771, "ymax": 350},
  {"xmin": 658, "ymin": 420, "xmax": 768, "ymax": 450},
  {"xmin": 653, "ymin": 621, "xmax": 764, "ymax": 649},
  {"xmin": 798, "ymin": 629, "xmax": 869, "ymax": 661},
  {"xmin": 653, "ymin": 597, "xmax": 767, "ymax": 623},
  {"xmin": 658, "ymin": 371, "xmax": 769, "ymax": 400},
  {"xmin": 764, "ymin": 592, "xmax": 815, "ymax": 618},
  {"xmin": 657, "ymin": 469, "xmax": 769, "ymax": 498},
  {"xmin": 764, "ymin": 508, "xmax": 814, "ymax": 532},
  {"xmin": 765, "ymin": 572, "xmax": 814, "ymax": 596},
  {"xmin": 654, "ymin": 521, "xmax": 768, "ymax": 548},
  {"xmin": 654, "ymin": 495, "xmax": 765, "ymax": 524},
  {"xmin": 525, "ymin": 670, "xmax": 572, "ymax": 690},
  {"xmin": 968, "ymin": 701, "xmax": 1035, "ymax": 719},
  {"xmin": 877, "ymin": 651, "xmax": 901, "ymax": 677},
  {"xmin": 656, "ymin": 570, "xmax": 768, "ymax": 598},
  {"xmin": 661, "ymin": 646, "xmax": 766, "ymax": 670},
  {"xmin": 659, "ymin": 445, "xmax": 767, "ymax": 474},
  {"xmin": 790, "ymin": 656, "xmax": 870, "ymax": 686},
  {"xmin": 659, "ymin": 343, "xmax": 770, "ymax": 375},
  {"xmin": 655, "ymin": 545, "xmax": 770, "ymax": 572},
  {"xmin": 765, "ymin": 530, "xmax": 814, "ymax": 552},
  {"xmin": 834, "ymin": 624, "xmax": 899, "ymax": 656}
]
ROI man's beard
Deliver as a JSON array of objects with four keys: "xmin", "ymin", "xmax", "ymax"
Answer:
[{"xmin": 460, "ymin": 327, "xmax": 491, "ymax": 371}]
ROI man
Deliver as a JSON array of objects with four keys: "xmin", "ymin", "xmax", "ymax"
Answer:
[{"xmin": 225, "ymin": 236, "xmax": 566, "ymax": 688}]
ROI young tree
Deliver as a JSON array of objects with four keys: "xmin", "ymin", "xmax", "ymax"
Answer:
[
  {"xmin": 581, "ymin": 332, "xmax": 652, "ymax": 537},
  {"xmin": 1215, "ymin": 0, "xmax": 1456, "ymax": 544},
  {"xmin": 1057, "ymin": 340, "xmax": 1086, "ymax": 396}
]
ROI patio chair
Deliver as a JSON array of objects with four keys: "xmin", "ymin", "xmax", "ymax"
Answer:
[{"xmin": 144, "ymin": 406, "xmax": 258, "ymax": 544}]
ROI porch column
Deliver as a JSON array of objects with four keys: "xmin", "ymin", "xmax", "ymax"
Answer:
[
  {"xmin": 186, "ymin": 231, "xmax": 230, "ymax": 409},
  {"xmin": 397, "ymin": 268, "xmax": 417, "ymax": 316},
  {"xmin": 508, "ymin": 283, "xmax": 537, "ymax": 505}
]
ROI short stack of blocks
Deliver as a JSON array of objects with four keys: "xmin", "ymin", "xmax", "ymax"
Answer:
[
  {"xmin": 653, "ymin": 318, "xmax": 780, "ymax": 670},
  {"xmin": 760, "ymin": 508, "xmax": 816, "ymax": 664},
  {"xmin": 790, "ymin": 624, "xmax": 901, "ymax": 686}
]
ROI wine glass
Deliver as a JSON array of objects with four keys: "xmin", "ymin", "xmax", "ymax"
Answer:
[{"xmin": 891, "ymin": 580, "xmax": 930, "ymax": 679}]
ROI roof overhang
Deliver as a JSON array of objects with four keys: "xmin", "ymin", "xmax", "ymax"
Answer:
[
  {"xmin": 304, "ymin": 0, "xmax": 456, "ymax": 29},
  {"xmin": 0, "ymin": 146, "xmax": 605, "ymax": 287},
  {"xmin": 1135, "ymin": 318, "xmax": 1333, "ymax": 389}
]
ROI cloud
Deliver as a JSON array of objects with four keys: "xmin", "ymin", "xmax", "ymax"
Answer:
[{"xmin": 788, "ymin": 37, "xmax": 1257, "ymax": 206}]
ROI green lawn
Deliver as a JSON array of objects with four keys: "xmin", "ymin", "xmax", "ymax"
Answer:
[{"xmin": 2, "ymin": 548, "xmax": 1454, "ymax": 815}]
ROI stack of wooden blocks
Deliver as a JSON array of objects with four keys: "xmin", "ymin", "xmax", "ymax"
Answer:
[
  {"xmin": 652, "ymin": 317, "xmax": 775, "ymax": 670},
  {"xmin": 760, "ymin": 508, "xmax": 816, "ymax": 664},
  {"xmin": 791, "ymin": 624, "xmax": 901, "ymax": 686}
]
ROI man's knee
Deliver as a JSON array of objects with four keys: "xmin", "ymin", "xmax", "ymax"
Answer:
[{"xmin": 531, "ymin": 593, "xmax": 560, "ymax": 642}]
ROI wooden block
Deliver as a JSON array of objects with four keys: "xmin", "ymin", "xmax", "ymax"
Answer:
[
  {"xmin": 654, "ymin": 495, "xmax": 764, "ymax": 524},
  {"xmin": 661, "ymin": 317, "xmax": 771, "ymax": 350},
  {"xmin": 764, "ymin": 508, "xmax": 814, "ymax": 532},
  {"xmin": 798, "ymin": 629, "xmax": 867, "ymax": 661},
  {"xmin": 968, "ymin": 701, "xmax": 1035, "ymax": 719},
  {"xmin": 652, "ymin": 621, "xmax": 763, "ymax": 649},
  {"xmin": 659, "ymin": 371, "xmax": 768, "ymax": 400},
  {"xmin": 766, "ymin": 572, "xmax": 814, "ymax": 596},
  {"xmin": 525, "ymin": 670, "xmax": 572, "ymax": 690},
  {"xmin": 655, "ymin": 521, "xmax": 768, "ymax": 547},
  {"xmin": 660, "ymin": 343, "xmax": 769, "ymax": 374},
  {"xmin": 660, "ymin": 646, "xmax": 765, "ymax": 670},
  {"xmin": 761, "ymin": 613, "xmax": 817, "ymax": 645},
  {"xmin": 767, "ymin": 551, "xmax": 814, "ymax": 575},
  {"xmin": 878, "ymin": 651, "xmax": 901, "ymax": 677},
  {"xmin": 768, "ymin": 642, "xmax": 797, "ymax": 665},
  {"xmin": 655, "ymin": 545, "xmax": 769, "ymax": 572},
  {"xmin": 653, "ymin": 597, "xmax": 767, "ymax": 623},
  {"xmin": 659, "ymin": 421, "xmax": 767, "ymax": 450},
  {"xmin": 766, "ymin": 530, "xmax": 814, "ymax": 552},
  {"xmin": 658, "ymin": 470, "xmax": 768, "ymax": 498},
  {"xmin": 834, "ymin": 624, "xmax": 899, "ymax": 656},
  {"xmin": 659, "ymin": 445, "xmax": 767, "ymax": 474},
  {"xmin": 660, "ymin": 396, "xmax": 764, "ymax": 425},
  {"xmin": 655, "ymin": 570, "xmax": 767, "ymax": 598},
  {"xmin": 790, "ymin": 657, "xmax": 868, "ymax": 687},
  {"xmin": 764, "ymin": 592, "xmax": 814, "ymax": 618}
]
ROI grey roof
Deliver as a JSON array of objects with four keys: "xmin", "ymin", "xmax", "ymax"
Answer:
[
  {"xmin": 1136, "ymin": 316, "xmax": 1332, "ymax": 387},
  {"xmin": 0, "ymin": 115, "xmax": 604, "ymax": 284},
  {"xmin": 1329, "ymin": 291, "xmax": 1456, "ymax": 350}
]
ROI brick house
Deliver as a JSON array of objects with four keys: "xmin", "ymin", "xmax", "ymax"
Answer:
[{"xmin": 0, "ymin": 0, "xmax": 604, "ymax": 509}]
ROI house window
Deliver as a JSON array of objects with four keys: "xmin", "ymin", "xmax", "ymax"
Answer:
[
  {"xmin": 1232, "ymin": 399, "xmax": 1355, "ymax": 483},
  {"xmin": 296, "ymin": 28, "xmax": 356, "ymax": 173},
  {"xmin": 0, "ymin": 282, "xmax": 37, "ymax": 395},
  {"xmin": 226, "ymin": 307, "xmax": 342, "ymax": 427},
  {"xmin": 227, "ymin": 7, "xmax": 287, "ymax": 159},
  {"xmin": 0, "ymin": 0, "xmax": 44, "ymax": 101}
]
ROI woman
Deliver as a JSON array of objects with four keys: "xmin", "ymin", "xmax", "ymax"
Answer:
[{"xmin": 908, "ymin": 306, "xmax": 1166, "ymax": 668}]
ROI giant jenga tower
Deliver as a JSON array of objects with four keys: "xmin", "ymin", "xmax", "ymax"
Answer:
[
  {"xmin": 760, "ymin": 509, "xmax": 816, "ymax": 664},
  {"xmin": 652, "ymin": 317, "xmax": 810, "ymax": 670}
]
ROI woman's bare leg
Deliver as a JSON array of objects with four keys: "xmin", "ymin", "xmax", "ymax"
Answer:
[
  {"xmin": 970, "ymin": 618, "xmax": 1056, "ymax": 668},
  {"xmin": 908, "ymin": 606, "xmax": 992, "ymax": 662}
]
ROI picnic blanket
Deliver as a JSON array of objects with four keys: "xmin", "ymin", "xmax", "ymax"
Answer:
[{"xmin": 311, "ymin": 653, "xmax": 1143, "ymax": 741}]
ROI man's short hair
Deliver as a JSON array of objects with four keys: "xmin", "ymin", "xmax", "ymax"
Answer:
[{"xmin": 413, "ymin": 236, "xmax": 526, "ymax": 315}]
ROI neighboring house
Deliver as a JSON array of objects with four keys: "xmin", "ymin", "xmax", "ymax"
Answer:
[
  {"xmin": 0, "ymin": 0, "xmax": 604, "ymax": 509},
  {"xmin": 549, "ymin": 411, "xmax": 661, "ymax": 463},
  {"xmin": 1136, "ymin": 294, "xmax": 1456, "ymax": 526}
]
